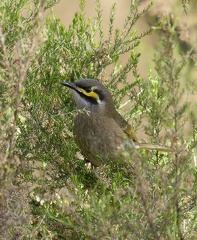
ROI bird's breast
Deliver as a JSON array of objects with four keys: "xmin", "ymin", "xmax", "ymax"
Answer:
[{"xmin": 73, "ymin": 112, "xmax": 126, "ymax": 166}]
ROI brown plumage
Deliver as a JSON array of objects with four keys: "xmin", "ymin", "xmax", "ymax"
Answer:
[{"xmin": 61, "ymin": 79, "xmax": 173, "ymax": 166}]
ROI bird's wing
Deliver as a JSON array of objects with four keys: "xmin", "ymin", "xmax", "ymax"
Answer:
[
  {"xmin": 123, "ymin": 124, "xmax": 138, "ymax": 142},
  {"xmin": 113, "ymin": 112, "xmax": 138, "ymax": 142}
]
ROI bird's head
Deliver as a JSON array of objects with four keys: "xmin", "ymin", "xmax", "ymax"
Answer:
[{"xmin": 61, "ymin": 78, "xmax": 116, "ymax": 114}]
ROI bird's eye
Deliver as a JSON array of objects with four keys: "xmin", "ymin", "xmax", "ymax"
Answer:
[{"xmin": 85, "ymin": 87, "xmax": 92, "ymax": 93}]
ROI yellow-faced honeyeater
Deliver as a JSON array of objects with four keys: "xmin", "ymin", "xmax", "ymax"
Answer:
[{"xmin": 61, "ymin": 79, "xmax": 173, "ymax": 166}]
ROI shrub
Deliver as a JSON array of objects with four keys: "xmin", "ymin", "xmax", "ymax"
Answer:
[{"xmin": 0, "ymin": 0, "xmax": 196, "ymax": 239}]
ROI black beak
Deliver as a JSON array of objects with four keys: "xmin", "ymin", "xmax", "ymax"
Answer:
[
  {"xmin": 60, "ymin": 82, "xmax": 77, "ymax": 90},
  {"xmin": 61, "ymin": 81, "xmax": 83, "ymax": 92}
]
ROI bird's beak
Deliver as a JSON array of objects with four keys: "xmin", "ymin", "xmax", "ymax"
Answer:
[{"xmin": 60, "ymin": 82, "xmax": 82, "ymax": 93}]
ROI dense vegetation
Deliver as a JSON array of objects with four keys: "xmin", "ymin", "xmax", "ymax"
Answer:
[{"xmin": 0, "ymin": 0, "xmax": 196, "ymax": 239}]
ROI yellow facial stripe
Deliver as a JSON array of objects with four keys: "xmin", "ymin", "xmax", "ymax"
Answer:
[{"xmin": 79, "ymin": 87, "xmax": 99, "ymax": 100}]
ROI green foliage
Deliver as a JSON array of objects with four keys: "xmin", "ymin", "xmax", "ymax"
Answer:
[{"xmin": 0, "ymin": 0, "xmax": 196, "ymax": 239}]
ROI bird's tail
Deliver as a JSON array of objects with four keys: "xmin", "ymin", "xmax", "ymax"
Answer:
[{"xmin": 137, "ymin": 143, "xmax": 174, "ymax": 152}]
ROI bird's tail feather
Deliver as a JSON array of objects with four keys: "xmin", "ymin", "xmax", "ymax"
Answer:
[{"xmin": 137, "ymin": 143, "xmax": 174, "ymax": 152}]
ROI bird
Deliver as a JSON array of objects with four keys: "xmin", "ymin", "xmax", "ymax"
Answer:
[{"xmin": 61, "ymin": 78, "xmax": 173, "ymax": 167}]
